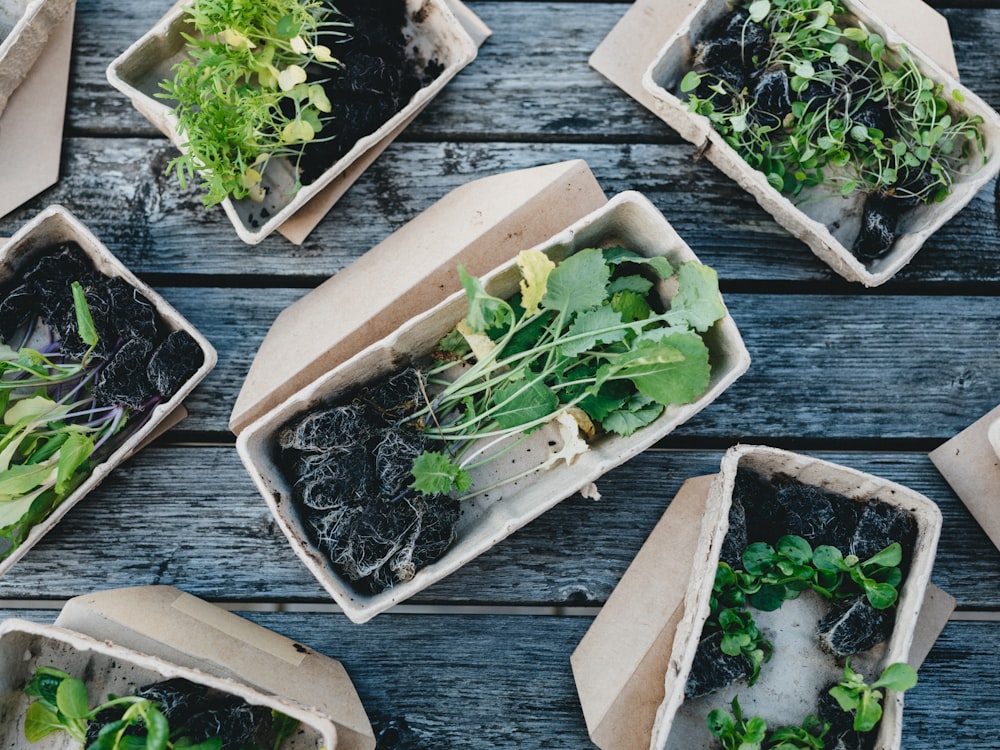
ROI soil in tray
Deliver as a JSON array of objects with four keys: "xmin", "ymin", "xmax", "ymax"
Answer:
[
  {"xmin": 293, "ymin": 0, "xmax": 444, "ymax": 185},
  {"xmin": 682, "ymin": 468, "xmax": 919, "ymax": 749},
  {"xmin": 278, "ymin": 366, "xmax": 460, "ymax": 595}
]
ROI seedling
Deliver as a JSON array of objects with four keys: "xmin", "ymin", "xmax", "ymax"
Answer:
[
  {"xmin": 707, "ymin": 697, "xmax": 768, "ymax": 750},
  {"xmin": 160, "ymin": 0, "xmax": 348, "ymax": 206},
  {"xmin": 828, "ymin": 659, "xmax": 918, "ymax": 732},
  {"xmin": 23, "ymin": 666, "xmax": 298, "ymax": 750},
  {"xmin": 408, "ymin": 246, "xmax": 726, "ymax": 499}
]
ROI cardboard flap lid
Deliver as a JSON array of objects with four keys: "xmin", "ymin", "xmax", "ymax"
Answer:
[
  {"xmin": 571, "ymin": 473, "xmax": 955, "ymax": 750},
  {"xmin": 929, "ymin": 404, "xmax": 1000, "ymax": 555},
  {"xmin": 230, "ymin": 159, "xmax": 608, "ymax": 434},
  {"xmin": 274, "ymin": 0, "xmax": 491, "ymax": 245},
  {"xmin": 0, "ymin": 0, "xmax": 73, "ymax": 219},
  {"xmin": 55, "ymin": 586, "xmax": 375, "ymax": 750},
  {"xmin": 589, "ymin": 0, "xmax": 958, "ymax": 125}
]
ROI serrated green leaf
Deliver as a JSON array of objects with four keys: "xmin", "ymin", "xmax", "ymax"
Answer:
[
  {"xmin": 71, "ymin": 282, "xmax": 98, "ymax": 349},
  {"xmin": 599, "ymin": 393, "xmax": 663, "ymax": 436},
  {"xmin": 459, "ymin": 265, "xmax": 511, "ymax": 333},
  {"xmin": 491, "ymin": 380, "xmax": 559, "ymax": 431},
  {"xmin": 606, "ymin": 274, "xmax": 654, "ymax": 296},
  {"xmin": 55, "ymin": 432, "xmax": 94, "ymax": 495},
  {"xmin": 541, "ymin": 248, "xmax": 609, "ymax": 315},
  {"xmin": 611, "ymin": 289, "xmax": 652, "ymax": 324},
  {"xmin": 559, "ymin": 306, "xmax": 626, "ymax": 358},
  {"xmin": 410, "ymin": 452, "xmax": 471, "ymax": 496},
  {"xmin": 669, "ymin": 263, "xmax": 725, "ymax": 332},
  {"xmin": 602, "ymin": 246, "xmax": 675, "ymax": 279},
  {"xmin": 612, "ymin": 332, "xmax": 711, "ymax": 407}
]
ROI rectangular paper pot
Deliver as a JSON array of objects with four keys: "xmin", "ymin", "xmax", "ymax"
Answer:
[
  {"xmin": 0, "ymin": 0, "xmax": 73, "ymax": 117},
  {"xmin": 0, "ymin": 616, "xmax": 342, "ymax": 750},
  {"xmin": 106, "ymin": 0, "xmax": 480, "ymax": 245},
  {"xmin": 640, "ymin": 0, "xmax": 1000, "ymax": 286},
  {"xmin": 236, "ymin": 190, "xmax": 751, "ymax": 623},
  {"xmin": 0, "ymin": 205, "xmax": 217, "ymax": 577},
  {"xmin": 651, "ymin": 445, "xmax": 942, "ymax": 750}
]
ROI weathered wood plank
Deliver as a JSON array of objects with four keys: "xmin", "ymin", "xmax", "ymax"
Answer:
[
  {"xmin": 141, "ymin": 286, "xmax": 1000, "ymax": 440},
  {"xmin": 0, "ymin": 448, "xmax": 995, "ymax": 608},
  {"xmin": 0, "ymin": 608, "xmax": 994, "ymax": 750},
  {"xmin": 1, "ymin": 138, "xmax": 997, "ymax": 283},
  {"xmin": 68, "ymin": 3, "xmax": 1000, "ymax": 140}
]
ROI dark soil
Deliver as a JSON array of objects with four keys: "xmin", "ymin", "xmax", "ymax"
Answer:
[
  {"xmin": 293, "ymin": 0, "xmax": 445, "ymax": 185},
  {"xmin": 817, "ymin": 596, "xmax": 895, "ymax": 656},
  {"xmin": 817, "ymin": 688, "xmax": 872, "ymax": 750},
  {"xmin": 685, "ymin": 630, "xmax": 753, "ymax": 699},
  {"xmin": 0, "ymin": 242, "xmax": 204, "ymax": 409},
  {"xmin": 279, "ymin": 366, "xmax": 461, "ymax": 594}
]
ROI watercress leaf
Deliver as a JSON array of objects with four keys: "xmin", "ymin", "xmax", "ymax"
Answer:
[
  {"xmin": 144, "ymin": 705, "xmax": 170, "ymax": 750},
  {"xmin": 872, "ymin": 662, "xmax": 918, "ymax": 692},
  {"xmin": 559, "ymin": 306, "xmax": 627, "ymax": 358},
  {"xmin": 410, "ymin": 452, "xmax": 471, "ymax": 496},
  {"xmin": 611, "ymin": 290, "xmax": 652, "ymax": 324},
  {"xmin": 491, "ymin": 380, "xmax": 559, "ymax": 431},
  {"xmin": 748, "ymin": 0, "xmax": 769, "ymax": 22},
  {"xmin": 599, "ymin": 392, "xmax": 663, "ymax": 437},
  {"xmin": 24, "ymin": 702, "xmax": 63, "ymax": 742},
  {"xmin": 680, "ymin": 70, "xmax": 702, "ymax": 93},
  {"xmin": 622, "ymin": 332, "xmax": 711, "ymax": 407},
  {"xmin": 864, "ymin": 581, "xmax": 898, "ymax": 609},
  {"xmin": 607, "ymin": 274, "xmax": 654, "ymax": 295},
  {"xmin": 55, "ymin": 433, "xmax": 94, "ymax": 495},
  {"xmin": 459, "ymin": 265, "xmax": 511, "ymax": 333},
  {"xmin": 71, "ymin": 282, "xmax": 98, "ymax": 349},
  {"xmin": 668, "ymin": 262, "xmax": 725, "ymax": 332},
  {"xmin": 541, "ymin": 248, "xmax": 609, "ymax": 315},
  {"xmin": 55, "ymin": 676, "xmax": 89, "ymax": 720},
  {"xmin": 517, "ymin": 250, "xmax": 555, "ymax": 317}
]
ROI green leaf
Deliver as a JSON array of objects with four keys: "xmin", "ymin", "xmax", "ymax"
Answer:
[
  {"xmin": 517, "ymin": 250, "xmax": 556, "ymax": 317},
  {"xmin": 275, "ymin": 15, "xmax": 301, "ymax": 39},
  {"xmin": 854, "ymin": 689, "xmax": 883, "ymax": 732},
  {"xmin": 864, "ymin": 581, "xmax": 899, "ymax": 609},
  {"xmin": 742, "ymin": 542, "xmax": 775, "ymax": 575},
  {"xmin": 4, "ymin": 396, "xmax": 62, "ymax": 427},
  {"xmin": 602, "ymin": 247, "xmax": 675, "ymax": 279},
  {"xmin": 872, "ymin": 662, "xmax": 918, "ymax": 692},
  {"xmin": 55, "ymin": 432, "xmax": 94, "ymax": 495},
  {"xmin": 811, "ymin": 545, "xmax": 844, "ymax": 572},
  {"xmin": 611, "ymin": 290, "xmax": 652, "ymax": 324},
  {"xmin": 0, "ymin": 461, "xmax": 56, "ymax": 498},
  {"xmin": 271, "ymin": 711, "xmax": 300, "ymax": 750},
  {"xmin": 626, "ymin": 332, "xmax": 712, "ymax": 407},
  {"xmin": 541, "ymin": 248, "xmax": 609, "ymax": 315},
  {"xmin": 71, "ymin": 282, "xmax": 98, "ymax": 349},
  {"xmin": 680, "ymin": 70, "xmax": 702, "ymax": 93},
  {"xmin": 828, "ymin": 685, "xmax": 858, "ymax": 712},
  {"xmin": 600, "ymin": 393, "xmax": 664, "ymax": 436},
  {"xmin": 24, "ymin": 702, "xmax": 63, "ymax": 742},
  {"xmin": 559, "ymin": 306, "xmax": 627, "ymax": 358},
  {"xmin": 54, "ymin": 675, "xmax": 89, "ymax": 720},
  {"xmin": 750, "ymin": 584, "xmax": 786, "ymax": 612},
  {"xmin": 748, "ymin": 0, "xmax": 769, "ymax": 22},
  {"xmin": 863, "ymin": 542, "xmax": 902, "ymax": 568},
  {"xmin": 606, "ymin": 274, "xmax": 654, "ymax": 296},
  {"xmin": 491, "ymin": 380, "xmax": 559, "ymax": 431},
  {"xmin": 669, "ymin": 262, "xmax": 725, "ymax": 332},
  {"xmin": 459, "ymin": 265, "xmax": 511, "ymax": 333},
  {"xmin": 144, "ymin": 705, "xmax": 170, "ymax": 750},
  {"xmin": 410, "ymin": 452, "xmax": 471, "ymax": 496},
  {"xmin": 777, "ymin": 535, "xmax": 812, "ymax": 564}
]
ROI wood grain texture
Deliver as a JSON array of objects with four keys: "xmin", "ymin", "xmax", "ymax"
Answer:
[
  {"xmin": 0, "ymin": 608, "xmax": 996, "ymax": 750},
  {"xmin": 0, "ymin": 448, "xmax": 996, "ymax": 609}
]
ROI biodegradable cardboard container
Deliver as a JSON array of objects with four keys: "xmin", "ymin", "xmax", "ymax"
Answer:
[
  {"xmin": 572, "ymin": 467, "xmax": 953, "ymax": 750},
  {"xmin": 0, "ymin": 585, "xmax": 375, "ymax": 750},
  {"xmin": 630, "ymin": 445, "xmax": 942, "ymax": 750},
  {"xmin": 591, "ymin": 0, "xmax": 1000, "ymax": 286},
  {"xmin": 0, "ymin": 0, "xmax": 73, "ymax": 219},
  {"xmin": 0, "ymin": 0, "xmax": 73, "ymax": 116},
  {"xmin": 230, "ymin": 159, "xmax": 609, "ymax": 434},
  {"xmin": 106, "ymin": 0, "xmax": 487, "ymax": 245},
  {"xmin": 0, "ymin": 205, "xmax": 217, "ymax": 577},
  {"xmin": 929, "ymin": 405, "xmax": 1000, "ymax": 555},
  {"xmin": 236, "ymin": 188, "xmax": 751, "ymax": 623}
]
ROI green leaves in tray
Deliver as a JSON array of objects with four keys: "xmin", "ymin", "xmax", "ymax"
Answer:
[{"xmin": 408, "ymin": 246, "xmax": 726, "ymax": 498}]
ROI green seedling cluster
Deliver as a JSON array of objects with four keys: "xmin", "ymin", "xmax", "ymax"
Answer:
[
  {"xmin": 406, "ymin": 246, "xmax": 726, "ymax": 499},
  {"xmin": 680, "ymin": 0, "xmax": 984, "ymax": 203},
  {"xmin": 708, "ymin": 697, "xmax": 827, "ymax": 750},
  {"xmin": 160, "ymin": 0, "xmax": 348, "ymax": 206},
  {"xmin": 829, "ymin": 659, "xmax": 918, "ymax": 732}
]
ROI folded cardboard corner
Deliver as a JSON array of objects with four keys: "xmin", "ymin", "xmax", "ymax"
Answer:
[
  {"xmin": 0, "ymin": 0, "xmax": 74, "ymax": 219},
  {"xmin": 273, "ymin": 0, "xmax": 491, "ymax": 245},
  {"xmin": 929, "ymin": 404, "xmax": 1000, "ymax": 554},
  {"xmin": 571, "ymin": 473, "xmax": 956, "ymax": 750},
  {"xmin": 56, "ymin": 585, "xmax": 375, "ymax": 750},
  {"xmin": 230, "ymin": 159, "xmax": 608, "ymax": 434},
  {"xmin": 589, "ymin": 0, "xmax": 958, "ymax": 128}
]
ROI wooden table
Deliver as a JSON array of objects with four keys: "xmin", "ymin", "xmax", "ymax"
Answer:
[{"xmin": 1, "ymin": 1, "xmax": 999, "ymax": 747}]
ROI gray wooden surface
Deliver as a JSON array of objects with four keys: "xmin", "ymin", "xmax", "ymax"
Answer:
[{"xmin": 1, "ymin": 0, "xmax": 998, "ymax": 748}]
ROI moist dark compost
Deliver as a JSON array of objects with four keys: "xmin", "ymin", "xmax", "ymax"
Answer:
[
  {"xmin": 685, "ymin": 467, "xmax": 918, "ymax": 745},
  {"xmin": 278, "ymin": 366, "xmax": 460, "ymax": 595},
  {"xmin": 294, "ymin": 0, "xmax": 444, "ymax": 185}
]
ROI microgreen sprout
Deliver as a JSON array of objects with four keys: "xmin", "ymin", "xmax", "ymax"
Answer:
[
  {"xmin": 406, "ymin": 246, "xmax": 726, "ymax": 499},
  {"xmin": 679, "ymin": 0, "xmax": 985, "ymax": 208},
  {"xmin": 708, "ymin": 697, "xmax": 829, "ymax": 750},
  {"xmin": 23, "ymin": 666, "xmax": 299, "ymax": 750},
  {"xmin": 828, "ymin": 659, "xmax": 918, "ymax": 733},
  {"xmin": 159, "ymin": 0, "xmax": 350, "ymax": 206}
]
